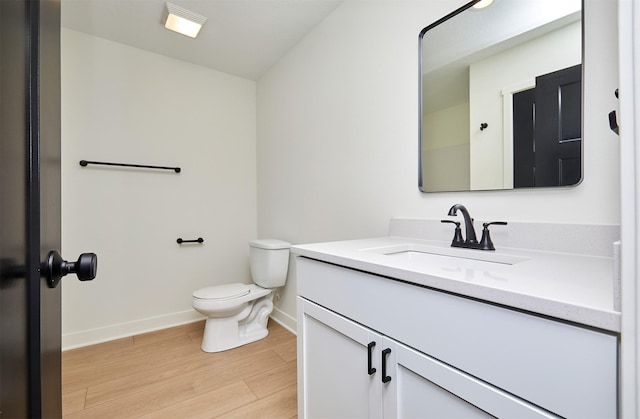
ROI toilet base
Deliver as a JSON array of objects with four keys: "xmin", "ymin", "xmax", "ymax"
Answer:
[{"xmin": 200, "ymin": 295, "xmax": 274, "ymax": 352}]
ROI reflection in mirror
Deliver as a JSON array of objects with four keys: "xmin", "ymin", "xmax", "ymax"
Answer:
[{"xmin": 419, "ymin": 0, "xmax": 583, "ymax": 192}]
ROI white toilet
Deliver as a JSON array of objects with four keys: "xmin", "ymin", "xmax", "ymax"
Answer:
[{"xmin": 192, "ymin": 239, "xmax": 290, "ymax": 352}]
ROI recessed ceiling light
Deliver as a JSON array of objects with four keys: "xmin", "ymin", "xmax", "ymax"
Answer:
[
  {"xmin": 162, "ymin": 2, "xmax": 207, "ymax": 39},
  {"xmin": 473, "ymin": 0, "xmax": 494, "ymax": 9}
]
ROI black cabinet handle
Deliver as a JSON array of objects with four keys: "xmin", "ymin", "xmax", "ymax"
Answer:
[
  {"xmin": 382, "ymin": 348, "xmax": 392, "ymax": 383},
  {"xmin": 367, "ymin": 342, "xmax": 377, "ymax": 375}
]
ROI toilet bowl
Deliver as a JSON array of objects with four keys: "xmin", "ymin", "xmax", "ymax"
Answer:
[{"xmin": 192, "ymin": 239, "xmax": 290, "ymax": 352}]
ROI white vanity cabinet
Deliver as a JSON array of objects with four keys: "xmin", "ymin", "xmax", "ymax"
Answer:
[
  {"xmin": 299, "ymin": 298, "xmax": 555, "ymax": 418},
  {"xmin": 296, "ymin": 256, "xmax": 618, "ymax": 419}
]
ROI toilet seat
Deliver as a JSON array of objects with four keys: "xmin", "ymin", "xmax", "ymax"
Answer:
[{"xmin": 193, "ymin": 283, "xmax": 250, "ymax": 300}]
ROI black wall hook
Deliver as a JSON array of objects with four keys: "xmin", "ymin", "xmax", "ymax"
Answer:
[
  {"xmin": 609, "ymin": 111, "xmax": 619, "ymax": 135},
  {"xmin": 480, "ymin": 123, "xmax": 488, "ymax": 131},
  {"xmin": 610, "ymin": 88, "xmax": 620, "ymax": 135}
]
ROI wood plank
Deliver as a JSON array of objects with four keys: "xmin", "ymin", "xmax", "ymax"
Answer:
[
  {"xmin": 133, "ymin": 320, "xmax": 205, "ymax": 347},
  {"xmin": 273, "ymin": 339, "xmax": 297, "ymax": 362},
  {"xmin": 62, "ymin": 388, "xmax": 86, "ymax": 415},
  {"xmin": 244, "ymin": 360, "xmax": 297, "ymax": 399},
  {"xmin": 84, "ymin": 347, "xmax": 284, "ymax": 408},
  {"xmin": 217, "ymin": 383, "xmax": 297, "ymax": 419},
  {"xmin": 64, "ymin": 333, "xmax": 193, "ymax": 373},
  {"xmin": 70, "ymin": 351, "xmax": 286, "ymax": 417},
  {"xmin": 63, "ymin": 321, "xmax": 204, "ymax": 369},
  {"xmin": 62, "ymin": 334, "xmax": 197, "ymax": 390},
  {"xmin": 137, "ymin": 381, "xmax": 257, "ymax": 419},
  {"xmin": 62, "ymin": 336, "xmax": 134, "ymax": 364}
]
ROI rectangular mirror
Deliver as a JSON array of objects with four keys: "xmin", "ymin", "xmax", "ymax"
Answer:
[{"xmin": 419, "ymin": 0, "xmax": 583, "ymax": 192}]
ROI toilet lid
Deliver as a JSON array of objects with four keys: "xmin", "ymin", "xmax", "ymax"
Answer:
[{"xmin": 193, "ymin": 283, "xmax": 250, "ymax": 300}]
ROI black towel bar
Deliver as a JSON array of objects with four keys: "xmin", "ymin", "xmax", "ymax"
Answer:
[
  {"xmin": 177, "ymin": 238, "xmax": 204, "ymax": 244},
  {"xmin": 79, "ymin": 160, "xmax": 181, "ymax": 173}
]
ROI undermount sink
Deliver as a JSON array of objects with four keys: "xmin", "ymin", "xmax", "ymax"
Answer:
[{"xmin": 361, "ymin": 243, "xmax": 529, "ymax": 265}]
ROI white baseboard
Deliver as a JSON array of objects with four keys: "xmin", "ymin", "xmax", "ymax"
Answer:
[
  {"xmin": 62, "ymin": 310, "xmax": 205, "ymax": 351},
  {"xmin": 63, "ymin": 307, "xmax": 297, "ymax": 351},
  {"xmin": 269, "ymin": 307, "xmax": 297, "ymax": 335}
]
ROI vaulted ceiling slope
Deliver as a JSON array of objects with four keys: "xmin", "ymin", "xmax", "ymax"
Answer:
[{"xmin": 61, "ymin": 0, "xmax": 343, "ymax": 80}]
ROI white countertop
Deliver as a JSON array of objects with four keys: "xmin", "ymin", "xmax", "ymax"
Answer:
[{"xmin": 292, "ymin": 236, "xmax": 620, "ymax": 332}]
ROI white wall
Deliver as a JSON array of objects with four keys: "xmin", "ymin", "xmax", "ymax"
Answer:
[
  {"xmin": 422, "ymin": 102, "xmax": 470, "ymax": 191},
  {"xmin": 257, "ymin": 0, "xmax": 620, "ymax": 323},
  {"xmin": 61, "ymin": 29, "xmax": 257, "ymax": 348}
]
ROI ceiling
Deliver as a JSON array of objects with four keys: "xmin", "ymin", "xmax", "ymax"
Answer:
[{"xmin": 61, "ymin": 0, "xmax": 343, "ymax": 80}]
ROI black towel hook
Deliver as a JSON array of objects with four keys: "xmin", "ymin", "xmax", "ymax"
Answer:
[{"xmin": 609, "ymin": 88, "xmax": 620, "ymax": 135}]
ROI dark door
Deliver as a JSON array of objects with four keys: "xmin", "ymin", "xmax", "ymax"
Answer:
[
  {"xmin": 1, "ymin": 0, "xmax": 62, "ymax": 416},
  {"xmin": 534, "ymin": 64, "xmax": 582, "ymax": 187},
  {"xmin": 513, "ymin": 64, "xmax": 582, "ymax": 188}
]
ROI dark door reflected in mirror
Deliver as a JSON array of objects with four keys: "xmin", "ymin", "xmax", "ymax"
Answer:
[{"xmin": 419, "ymin": 0, "xmax": 583, "ymax": 192}]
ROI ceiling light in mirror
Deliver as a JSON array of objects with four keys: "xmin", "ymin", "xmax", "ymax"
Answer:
[{"xmin": 473, "ymin": 0, "xmax": 494, "ymax": 9}]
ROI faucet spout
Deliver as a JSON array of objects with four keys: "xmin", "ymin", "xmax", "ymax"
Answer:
[{"xmin": 447, "ymin": 204, "xmax": 477, "ymax": 244}]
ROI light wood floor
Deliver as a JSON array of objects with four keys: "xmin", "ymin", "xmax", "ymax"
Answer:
[{"xmin": 62, "ymin": 320, "xmax": 297, "ymax": 418}]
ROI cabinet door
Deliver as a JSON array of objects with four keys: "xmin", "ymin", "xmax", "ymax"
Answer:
[
  {"xmin": 381, "ymin": 339, "xmax": 559, "ymax": 419},
  {"xmin": 298, "ymin": 298, "xmax": 383, "ymax": 419}
]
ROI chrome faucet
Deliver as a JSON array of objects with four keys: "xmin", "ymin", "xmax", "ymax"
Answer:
[
  {"xmin": 442, "ymin": 204, "xmax": 508, "ymax": 251},
  {"xmin": 447, "ymin": 204, "xmax": 477, "ymax": 244}
]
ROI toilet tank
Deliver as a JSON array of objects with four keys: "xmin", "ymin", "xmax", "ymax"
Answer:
[{"xmin": 249, "ymin": 239, "xmax": 291, "ymax": 288}]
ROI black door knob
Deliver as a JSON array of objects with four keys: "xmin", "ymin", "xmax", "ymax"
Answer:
[{"xmin": 44, "ymin": 250, "xmax": 97, "ymax": 288}]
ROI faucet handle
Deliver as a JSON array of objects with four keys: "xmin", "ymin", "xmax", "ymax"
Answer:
[
  {"xmin": 441, "ymin": 220, "xmax": 464, "ymax": 245},
  {"xmin": 478, "ymin": 221, "xmax": 508, "ymax": 251},
  {"xmin": 483, "ymin": 221, "xmax": 507, "ymax": 227}
]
